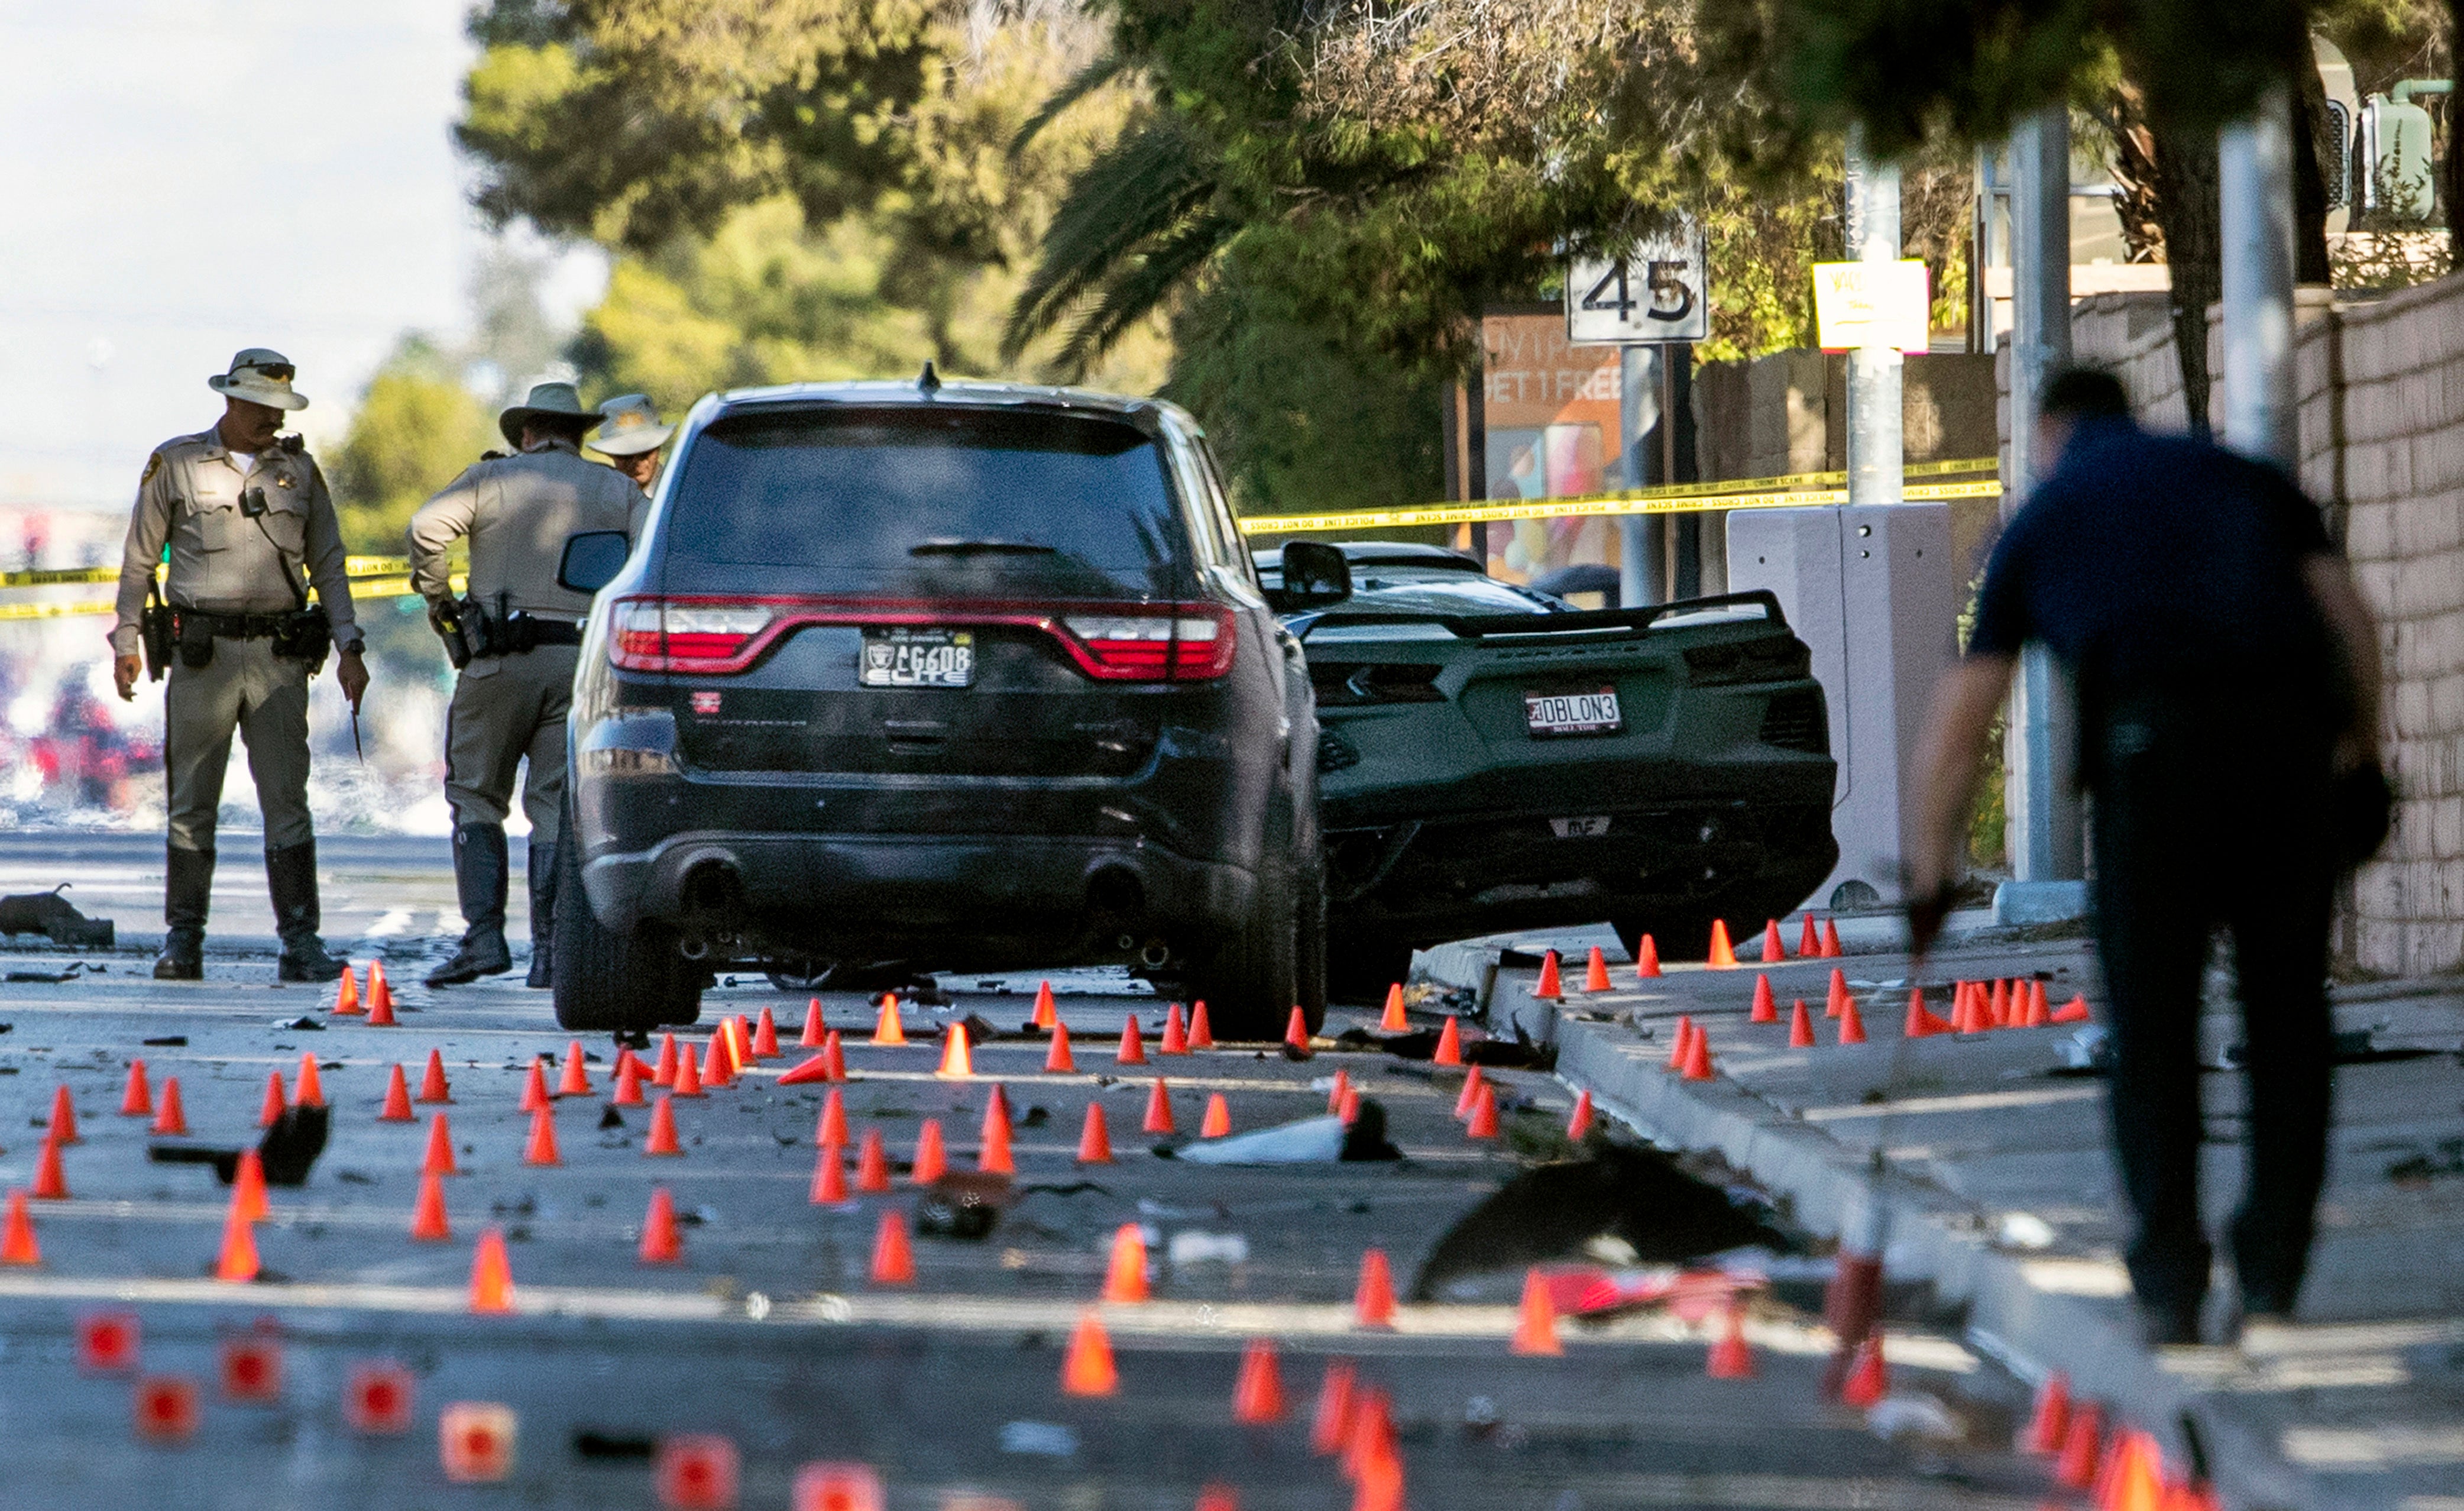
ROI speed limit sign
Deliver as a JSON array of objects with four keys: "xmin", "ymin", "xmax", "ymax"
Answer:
[{"xmin": 1566, "ymin": 218, "xmax": 1709, "ymax": 344}]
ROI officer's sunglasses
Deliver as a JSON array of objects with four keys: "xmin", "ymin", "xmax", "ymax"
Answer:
[{"xmin": 241, "ymin": 364, "xmax": 296, "ymax": 382}]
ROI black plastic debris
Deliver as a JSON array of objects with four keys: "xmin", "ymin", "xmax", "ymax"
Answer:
[
  {"xmin": 148, "ymin": 1105, "xmax": 330, "ymax": 1188},
  {"xmin": 0, "ymin": 887, "xmax": 113, "ymax": 948},
  {"xmin": 141, "ymin": 1035, "xmax": 186, "ymax": 1047}
]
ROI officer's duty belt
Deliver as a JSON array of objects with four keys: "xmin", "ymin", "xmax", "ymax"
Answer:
[{"xmin": 180, "ymin": 610, "xmax": 291, "ymax": 640}]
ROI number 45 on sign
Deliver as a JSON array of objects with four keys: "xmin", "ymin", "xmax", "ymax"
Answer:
[{"xmin": 1566, "ymin": 217, "xmax": 1709, "ymax": 344}]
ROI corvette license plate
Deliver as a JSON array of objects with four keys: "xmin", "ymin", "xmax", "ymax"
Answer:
[
  {"xmin": 1524, "ymin": 687, "xmax": 1621, "ymax": 737},
  {"xmin": 860, "ymin": 627, "xmax": 975, "ymax": 688}
]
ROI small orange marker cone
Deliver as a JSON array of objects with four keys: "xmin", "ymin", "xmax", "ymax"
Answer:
[
  {"xmin": 752, "ymin": 1007, "xmax": 779, "ymax": 1059},
  {"xmin": 937, "ymin": 1023, "xmax": 973, "ymax": 1078},
  {"xmin": 289, "ymin": 1053, "xmax": 323, "ymax": 1109},
  {"xmin": 1142, "ymin": 1079, "xmax": 1176, "ymax": 1134},
  {"xmin": 811, "ymin": 1143, "xmax": 849, "ymax": 1204},
  {"xmin": 824, "ymin": 1030, "xmax": 847, "ymax": 1082},
  {"xmin": 422, "ymin": 1113, "xmax": 457, "ymax": 1176},
  {"xmin": 671, "ymin": 1041, "xmax": 704, "ymax": 1098},
  {"xmin": 1987, "ymin": 978, "xmax": 2010, "ymax": 1028},
  {"xmin": 1707, "ymin": 1304, "xmax": 1756, "ymax": 1379},
  {"xmin": 1821, "ymin": 918, "xmax": 1843, "ymax": 956},
  {"xmin": 652, "ymin": 1033, "xmax": 678, "ymax": 1086},
  {"xmin": 2052, "ymin": 993, "xmax": 2093, "ymax": 1023},
  {"xmin": 417, "ymin": 1050, "xmax": 452, "ymax": 1103},
  {"xmin": 1431, "ymin": 1015, "xmax": 1463, "ymax": 1066},
  {"xmin": 411, "ymin": 1172, "xmax": 451, "ymax": 1241},
  {"xmin": 800, "ymin": 998, "xmax": 826, "ymax": 1047},
  {"xmin": 334, "ymin": 965, "xmax": 362, "ymax": 1015},
  {"xmin": 151, "ymin": 1077, "xmax": 189, "ymax": 1136},
  {"xmin": 522, "ymin": 1106, "xmax": 561, "ymax": 1167},
  {"xmin": 1532, "ymin": 949, "xmax": 1563, "ymax": 1000},
  {"xmin": 1707, "ymin": 919, "xmax": 1737, "ymax": 968},
  {"xmin": 1452, "ymin": 1065, "xmax": 1485, "ymax": 1120},
  {"xmin": 1188, "ymin": 999, "xmax": 1215, "ymax": 1048},
  {"xmin": 1327, "ymin": 1068, "xmax": 1351, "ymax": 1114},
  {"xmin": 378, "ymin": 1063, "xmax": 415, "ymax": 1121},
  {"xmin": 31, "ymin": 1138, "xmax": 67, "ymax": 1201},
  {"xmin": 1759, "ymin": 918, "xmax": 1785, "ymax": 963},
  {"xmin": 1044, "ymin": 1021, "xmax": 1076, "ymax": 1073},
  {"xmin": 1665, "ymin": 1014, "xmax": 1695, "ymax": 1070},
  {"xmin": 255, "ymin": 1072, "xmax": 287, "ymax": 1128},
  {"xmin": 2054, "ymin": 1402, "xmax": 2105, "ymax": 1490},
  {"xmin": 1284, "ymin": 1007, "xmax": 1313, "ymax": 1054},
  {"xmin": 1197, "ymin": 1483, "xmax": 1239, "ymax": 1511},
  {"xmin": 613, "ymin": 1054, "xmax": 646, "ymax": 1106},
  {"xmin": 2023, "ymin": 980, "xmax": 2052, "ymax": 1027},
  {"xmin": 1338, "ymin": 1086, "xmax": 1361, "ymax": 1124},
  {"xmin": 854, "ymin": 1128, "xmax": 892, "ymax": 1192},
  {"xmin": 1380, "ymin": 983, "xmax": 1408, "ymax": 1030},
  {"xmin": 2022, "ymin": 1371, "xmax": 2071, "ymax": 1455},
  {"xmin": 1749, "ymin": 973, "xmax": 1777, "ymax": 1023},
  {"xmin": 1032, "ymin": 980, "xmax": 1058, "ymax": 1029},
  {"xmin": 367, "ymin": 960, "xmax": 394, "ymax": 1015},
  {"xmin": 980, "ymin": 1104, "xmax": 1015, "ymax": 1176},
  {"xmin": 1825, "ymin": 968, "xmax": 1850, "ymax": 1018},
  {"xmin": 1636, "ymin": 933, "xmax": 1661, "ymax": 978},
  {"xmin": 1465, "ymin": 1082, "xmax": 1500, "ymax": 1137},
  {"xmin": 910, "ymin": 1119, "xmax": 947, "ymax": 1184},
  {"xmin": 119, "ymin": 1061, "xmax": 153, "ymax": 1118},
  {"xmin": 1354, "ymin": 1248, "xmax": 1396, "ymax": 1327},
  {"xmin": 135, "ymin": 1374, "xmax": 201, "ymax": 1442},
  {"xmin": 213, "ymin": 1205, "xmax": 259, "ymax": 1284},
  {"xmin": 1102, "ymin": 1222, "xmax": 1148, "ymax": 1302},
  {"xmin": 1310, "ymin": 1361, "xmax": 1356, "ymax": 1455},
  {"xmin": 1841, "ymin": 1335, "xmax": 1888, "ymax": 1406},
  {"xmin": 1077, "ymin": 1103, "xmax": 1115, "ymax": 1164},
  {"xmin": 1582, "ymin": 946, "xmax": 1612, "ymax": 992},
  {"xmin": 1061, "ymin": 1310, "xmax": 1118, "ymax": 1396},
  {"xmin": 559, "ymin": 1041, "xmax": 591, "ymax": 1097},
  {"xmin": 1838, "ymin": 998, "xmax": 1869, "ymax": 1044},
  {"xmin": 1786, "ymin": 998, "xmax": 1817, "ymax": 1048},
  {"xmin": 639, "ymin": 1188, "xmax": 683, "ymax": 1264},
  {"xmin": 469, "ymin": 1228, "xmax": 514, "ymax": 1313},
  {"xmin": 869, "ymin": 1209, "xmax": 915, "ymax": 1284},
  {"xmin": 817, "ymin": 1088, "xmax": 850, "ymax": 1148},
  {"xmin": 1160, "ymin": 1002, "xmax": 1190, "ymax": 1054},
  {"xmin": 1565, "ymin": 1089, "xmax": 1595, "ymax": 1141},
  {"xmin": 643, "ymin": 1095, "xmax": 685, "ymax": 1156},
  {"xmin": 1510, "ymin": 1267, "xmax": 1562, "ymax": 1354},
  {"xmin": 1231, "ymin": 1337, "xmax": 1287, "ymax": 1423},
  {"xmin": 1679, "ymin": 1027, "xmax": 1714, "ymax": 1081},
  {"xmin": 517, "ymin": 1057, "xmax": 549, "ymax": 1112},
  {"xmin": 2, "ymin": 1190, "xmax": 40, "ymax": 1266},
  {"xmin": 1799, "ymin": 914, "xmax": 1820, "ymax": 957},
  {"xmin": 43, "ymin": 1087, "xmax": 76, "ymax": 1146},
  {"xmin": 1117, "ymin": 1017, "xmax": 1148, "ymax": 1065},
  {"xmin": 232, "ymin": 1149, "xmax": 269, "ymax": 1223},
  {"xmin": 871, "ymin": 994, "xmax": 906, "ymax": 1046},
  {"xmin": 1200, "ymin": 1093, "xmax": 1231, "ymax": 1138},
  {"xmin": 1903, "ymin": 988, "xmax": 1944, "ymax": 1038},
  {"xmin": 365, "ymin": 984, "xmax": 398, "ymax": 1026}
]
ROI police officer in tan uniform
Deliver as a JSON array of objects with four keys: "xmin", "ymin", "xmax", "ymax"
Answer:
[
  {"xmin": 410, "ymin": 382, "xmax": 647, "ymax": 988},
  {"xmin": 111, "ymin": 349, "xmax": 368, "ymax": 981},
  {"xmin": 587, "ymin": 393, "xmax": 674, "ymax": 490}
]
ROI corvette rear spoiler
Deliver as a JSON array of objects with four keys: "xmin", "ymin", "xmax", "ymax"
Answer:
[{"xmin": 1296, "ymin": 588, "xmax": 1786, "ymax": 642}]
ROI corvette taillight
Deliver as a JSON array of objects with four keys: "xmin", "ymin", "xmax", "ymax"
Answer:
[
  {"xmin": 1063, "ymin": 606, "xmax": 1236, "ymax": 681},
  {"xmin": 608, "ymin": 599, "xmax": 778, "ymax": 673}
]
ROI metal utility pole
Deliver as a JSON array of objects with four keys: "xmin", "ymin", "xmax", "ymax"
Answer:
[
  {"xmin": 2221, "ymin": 85, "xmax": 2299, "ymax": 470},
  {"xmin": 1844, "ymin": 130, "xmax": 1903, "ymax": 507},
  {"xmin": 2003, "ymin": 105, "xmax": 2084, "ymax": 894}
]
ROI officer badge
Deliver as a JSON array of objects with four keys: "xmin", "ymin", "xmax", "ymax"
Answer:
[{"xmin": 276, "ymin": 473, "xmax": 295, "ymax": 489}]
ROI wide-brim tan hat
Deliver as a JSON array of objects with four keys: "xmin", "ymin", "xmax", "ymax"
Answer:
[
  {"xmin": 498, "ymin": 381, "xmax": 596, "ymax": 445},
  {"xmin": 207, "ymin": 348, "xmax": 309, "ymax": 412},
  {"xmin": 589, "ymin": 393, "xmax": 675, "ymax": 457}
]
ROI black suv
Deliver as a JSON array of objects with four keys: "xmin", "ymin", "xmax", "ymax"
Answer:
[{"xmin": 551, "ymin": 374, "xmax": 1340, "ymax": 1038}]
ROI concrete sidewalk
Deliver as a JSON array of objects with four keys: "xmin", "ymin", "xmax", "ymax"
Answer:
[{"xmin": 1514, "ymin": 931, "xmax": 2464, "ymax": 1511}]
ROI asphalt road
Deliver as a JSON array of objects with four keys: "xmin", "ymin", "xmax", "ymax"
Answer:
[{"xmin": 0, "ymin": 833, "xmax": 2054, "ymax": 1509}]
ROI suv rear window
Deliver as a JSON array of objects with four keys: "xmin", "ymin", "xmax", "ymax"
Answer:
[{"xmin": 664, "ymin": 405, "xmax": 1192, "ymax": 598}]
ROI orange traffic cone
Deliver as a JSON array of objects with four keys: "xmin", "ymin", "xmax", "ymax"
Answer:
[
  {"xmin": 519, "ymin": 1057, "xmax": 551, "ymax": 1112},
  {"xmin": 1759, "ymin": 919, "xmax": 1784, "ymax": 963},
  {"xmin": 1142, "ymin": 1079, "xmax": 1176, "ymax": 1135},
  {"xmin": 801, "ymin": 998, "xmax": 826, "ymax": 1047},
  {"xmin": 1327, "ymin": 1068, "xmax": 1352, "ymax": 1114},
  {"xmin": 257, "ymin": 1071, "xmax": 287, "ymax": 1128},
  {"xmin": 334, "ymin": 964, "xmax": 361, "ymax": 1015},
  {"xmin": 638, "ymin": 1188, "xmax": 683, "ymax": 1264},
  {"xmin": 1840, "ymin": 1335, "xmax": 1887, "ymax": 1407},
  {"xmin": 410, "ymin": 1172, "xmax": 451, "ymax": 1241},
  {"xmin": 1338, "ymin": 1086, "xmax": 1361, "ymax": 1124},
  {"xmin": 714, "ymin": 1024, "xmax": 745, "ymax": 1088},
  {"xmin": 1665, "ymin": 1015, "xmax": 1695, "ymax": 1070},
  {"xmin": 1284, "ymin": 1007, "xmax": 1312, "ymax": 1054},
  {"xmin": 367, "ymin": 960, "xmax": 394, "ymax": 1017},
  {"xmin": 752, "ymin": 1007, "xmax": 779, "ymax": 1060},
  {"xmin": 1987, "ymin": 979, "xmax": 2010, "ymax": 1029},
  {"xmin": 1354, "ymin": 1248, "xmax": 1396, "ymax": 1328},
  {"xmin": 613, "ymin": 1054, "xmax": 646, "ymax": 1107},
  {"xmin": 289, "ymin": 1052, "xmax": 323, "ymax": 1109},
  {"xmin": 817, "ymin": 1088, "xmax": 849, "ymax": 1148},
  {"xmin": 1231, "ymin": 1338, "xmax": 1287, "ymax": 1423},
  {"xmin": 1102, "ymin": 1223, "xmax": 1149, "ymax": 1302},
  {"xmin": 2023, "ymin": 980, "xmax": 2052, "ymax": 1027},
  {"xmin": 1532, "ymin": 950, "xmax": 1563, "ymax": 1000},
  {"xmin": 1032, "ymin": 980, "xmax": 1058, "ymax": 1029},
  {"xmin": 1903, "ymin": 988, "xmax": 1944, "ymax": 1038},
  {"xmin": 811, "ymin": 1143, "xmax": 849, "ymax": 1205},
  {"xmin": 522, "ymin": 1106, "xmax": 561, "ymax": 1167},
  {"xmin": 1510, "ymin": 1267, "xmax": 1562, "ymax": 1354},
  {"xmin": 2022, "ymin": 1371, "xmax": 2072, "ymax": 1454},
  {"xmin": 1820, "ymin": 918, "xmax": 1843, "ymax": 957},
  {"xmin": 1838, "ymin": 998, "xmax": 1869, "ymax": 1044},
  {"xmin": 1160, "ymin": 1002, "xmax": 1190, "ymax": 1054},
  {"xmin": 1749, "ymin": 973, "xmax": 1777, "ymax": 1023},
  {"xmin": 469, "ymin": 1228, "xmax": 514, "ymax": 1313},
  {"xmin": 980, "ymin": 1108, "xmax": 1015, "ymax": 1176},
  {"xmin": 1380, "ymin": 983, "xmax": 1408, "ymax": 1030},
  {"xmin": 854, "ymin": 1128, "xmax": 891, "ymax": 1192},
  {"xmin": 652, "ymin": 1033, "xmax": 678, "ymax": 1086},
  {"xmin": 869, "ymin": 1209, "xmax": 915, "ymax": 1284},
  {"xmin": 213, "ymin": 1204, "xmax": 259, "ymax": 1284},
  {"xmin": 1636, "ymin": 933, "xmax": 1661, "ymax": 978},
  {"xmin": 232, "ymin": 1150, "xmax": 268, "ymax": 1223},
  {"xmin": 1044, "ymin": 1021, "xmax": 1077, "ymax": 1072},
  {"xmin": 911, "ymin": 1120, "xmax": 947, "ymax": 1184},
  {"xmin": 1706, "ymin": 1304, "xmax": 1755, "ymax": 1378},
  {"xmin": 1707, "ymin": 919, "xmax": 1737, "ymax": 968},
  {"xmin": 559, "ymin": 1041, "xmax": 591, "ymax": 1098},
  {"xmin": 1465, "ymin": 1082, "xmax": 1500, "ymax": 1138},
  {"xmin": 1200, "ymin": 1092, "xmax": 1232, "ymax": 1137},
  {"xmin": 378, "ymin": 1063, "xmax": 415, "ymax": 1122},
  {"xmin": 1788, "ymin": 999, "xmax": 1815, "ymax": 1048},
  {"xmin": 1799, "ymin": 914, "xmax": 1820, "ymax": 957},
  {"xmin": 1582, "ymin": 946, "xmax": 1612, "ymax": 992},
  {"xmin": 1188, "ymin": 1000, "xmax": 1215, "ymax": 1049},
  {"xmin": 823, "ymin": 1031, "xmax": 847, "ymax": 1082},
  {"xmin": 2054, "ymin": 1403, "xmax": 2105, "ymax": 1490},
  {"xmin": 2052, "ymin": 993, "xmax": 2093, "ymax": 1023},
  {"xmin": 1679, "ymin": 1025, "xmax": 1714, "ymax": 1080},
  {"xmin": 43, "ymin": 1086, "xmax": 77, "ymax": 1147},
  {"xmin": 1565, "ymin": 1089, "xmax": 1595, "ymax": 1141},
  {"xmin": 119, "ymin": 1061, "xmax": 153, "ymax": 1118},
  {"xmin": 643, "ymin": 1096, "xmax": 684, "ymax": 1157},
  {"xmin": 1, "ymin": 1189, "xmax": 40, "ymax": 1266},
  {"xmin": 1061, "ymin": 1310, "xmax": 1118, "ymax": 1396},
  {"xmin": 422, "ymin": 1113, "xmax": 457, "ymax": 1177},
  {"xmin": 418, "ymin": 1050, "xmax": 452, "ymax": 1103},
  {"xmin": 938, "ymin": 1023, "xmax": 973, "ymax": 1078},
  {"xmin": 1077, "ymin": 1104, "xmax": 1115, "ymax": 1164},
  {"xmin": 32, "ymin": 1138, "xmax": 69, "ymax": 1202},
  {"xmin": 151, "ymin": 1077, "xmax": 189, "ymax": 1136},
  {"xmin": 671, "ymin": 1041, "xmax": 704, "ymax": 1098},
  {"xmin": 1432, "ymin": 1015, "xmax": 1463, "ymax": 1066},
  {"xmin": 1825, "ymin": 968, "xmax": 1850, "ymax": 1018},
  {"xmin": 872, "ymin": 994, "xmax": 906, "ymax": 1046},
  {"xmin": 1452, "ymin": 1065, "xmax": 1485, "ymax": 1120},
  {"xmin": 1310, "ymin": 1360, "xmax": 1356, "ymax": 1455}
]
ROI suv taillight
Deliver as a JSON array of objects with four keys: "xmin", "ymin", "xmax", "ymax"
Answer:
[
  {"xmin": 603, "ymin": 597, "xmax": 1238, "ymax": 681},
  {"xmin": 1063, "ymin": 605, "xmax": 1237, "ymax": 681},
  {"xmin": 609, "ymin": 599, "xmax": 778, "ymax": 674}
]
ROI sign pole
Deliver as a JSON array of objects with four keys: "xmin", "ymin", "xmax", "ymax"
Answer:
[{"xmin": 1844, "ymin": 128, "xmax": 1903, "ymax": 508}]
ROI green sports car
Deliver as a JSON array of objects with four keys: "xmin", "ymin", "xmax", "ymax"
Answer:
[{"xmin": 1259, "ymin": 542, "xmax": 1839, "ymax": 994}]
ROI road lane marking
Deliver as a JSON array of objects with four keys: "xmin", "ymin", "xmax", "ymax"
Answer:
[{"xmin": 1799, "ymin": 1086, "xmax": 2102, "ymax": 1121}]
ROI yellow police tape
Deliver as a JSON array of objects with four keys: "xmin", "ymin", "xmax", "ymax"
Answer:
[
  {"xmin": 1237, "ymin": 477, "xmax": 2002, "ymax": 536},
  {"xmin": 0, "ymin": 574, "xmax": 464, "ymax": 623},
  {"xmin": 0, "ymin": 554, "xmax": 419, "ymax": 592}
]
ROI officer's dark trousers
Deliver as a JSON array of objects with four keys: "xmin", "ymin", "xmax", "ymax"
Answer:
[{"xmin": 2089, "ymin": 711, "xmax": 2338, "ymax": 1323}]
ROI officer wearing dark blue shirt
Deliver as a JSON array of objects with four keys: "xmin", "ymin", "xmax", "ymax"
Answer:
[{"xmin": 1910, "ymin": 367, "xmax": 2385, "ymax": 1345}]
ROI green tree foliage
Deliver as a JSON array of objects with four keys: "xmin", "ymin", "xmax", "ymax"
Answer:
[{"xmin": 328, "ymin": 338, "xmax": 497, "ymax": 556}]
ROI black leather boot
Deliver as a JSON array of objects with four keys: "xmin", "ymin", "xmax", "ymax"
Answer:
[
  {"xmin": 267, "ymin": 840, "xmax": 350, "ymax": 983},
  {"xmin": 428, "ymin": 824, "xmax": 513, "ymax": 987},
  {"xmin": 524, "ymin": 838, "xmax": 557, "ymax": 989},
  {"xmin": 154, "ymin": 845, "xmax": 213, "ymax": 980}
]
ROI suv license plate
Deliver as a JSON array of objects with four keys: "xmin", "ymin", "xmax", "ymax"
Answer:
[
  {"xmin": 860, "ymin": 627, "xmax": 976, "ymax": 688},
  {"xmin": 1524, "ymin": 687, "xmax": 1621, "ymax": 737}
]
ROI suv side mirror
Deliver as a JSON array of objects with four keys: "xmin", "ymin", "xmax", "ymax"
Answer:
[
  {"xmin": 1273, "ymin": 541, "xmax": 1352, "ymax": 612},
  {"xmin": 558, "ymin": 531, "xmax": 631, "ymax": 595}
]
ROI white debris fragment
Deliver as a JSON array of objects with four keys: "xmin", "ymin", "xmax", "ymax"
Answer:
[{"xmin": 1168, "ymin": 1231, "xmax": 1250, "ymax": 1269}]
